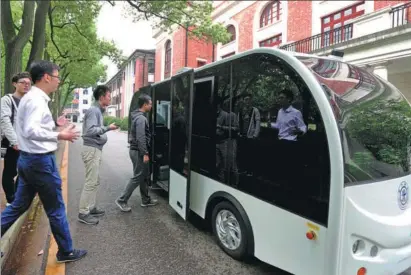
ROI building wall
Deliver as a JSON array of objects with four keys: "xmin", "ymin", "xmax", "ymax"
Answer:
[
  {"xmin": 155, "ymin": 45, "xmax": 162, "ymax": 82},
  {"xmin": 78, "ymin": 87, "xmax": 92, "ymax": 121},
  {"xmin": 389, "ymin": 72, "xmax": 411, "ymax": 101},
  {"xmin": 233, "ymin": 2, "xmax": 258, "ymax": 52},
  {"xmin": 120, "ymin": 73, "xmax": 125, "ymax": 118},
  {"xmin": 105, "ymin": 50, "xmax": 155, "ymax": 118},
  {"xmin": 287, "ymin": 1, "xmax": 312, "ymax": 42},
  {"xmin": 123, "ymin": 60, "xmax": 136, "ymax": 118},
  {"xmin": 375, "ymin": 0, "xmax": 407, "ymax": 10},
  {"xmin": 187, "ymin": 35, "xmax": 213, "ymax": 68},
  {"xmin": 153, "ymin": 0, "xmax": 410, "ymax": 79},
  {"xmin": 172, "ymin": 28, "xmax": 187, "ymax": 74}
]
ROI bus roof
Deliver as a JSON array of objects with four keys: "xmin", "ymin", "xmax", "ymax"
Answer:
[{"xmin": 151, "ymin": 48, "xmax": 345, "ymax": 87}]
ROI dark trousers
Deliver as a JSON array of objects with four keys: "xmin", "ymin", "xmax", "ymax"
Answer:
[
  {"xmin": 238, "ymin": 137, "xmax": 255, "ymax": 174},
  {"xmin": 118, "ymin": 150, "xmax": 150, "ymax": 203},
  {"xmin": 1, "ymin": 152, "xmax": 73, "ymax": 253},
  {"xmin": 2, "ymin": 147, "xmax": 19, "ymax": 203}
]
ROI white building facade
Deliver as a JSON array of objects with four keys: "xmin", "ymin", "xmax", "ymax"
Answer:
[{"xmin": 78, "ymin": 87, "xmax": 93, "ymax": 122}]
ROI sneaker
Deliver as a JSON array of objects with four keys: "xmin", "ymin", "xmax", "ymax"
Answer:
[
  {"xmin": 56, "ymin": 249, "xmax": 87, "ymax": 263},
  {"xmin": 115, "ymin": 199, "xmax": 131, "ymax": 212},
  {"xmin": 78, "ymin": 213, "xmax": 99, "ymax": 225},
  {"xmin": 141, "ymin": 199, "xmax": 158, "ymax": 207},
  {"xmin": 89, "ymin": 207, "xmax": 105, "ymax": 217}
]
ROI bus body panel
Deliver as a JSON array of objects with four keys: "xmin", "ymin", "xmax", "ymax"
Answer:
[
  {"xmin": 131, "ymin": 48, "xmax": 411, "ymax": 274},
  {"xmin": 189, "ymin": 171, "xmax": 327, "ymax": 275},
  {"xmin": 169, "ymin": 170, "xmax": 189, "ymax": 219},
  {"xmin": 341, "ymin": 174, "xmax": 411, "ymax": 275}
]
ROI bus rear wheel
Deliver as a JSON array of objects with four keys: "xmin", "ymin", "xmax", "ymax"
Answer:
[{"xmin": 211, "ymin": 201, "xmax": 248, "ymax": 260}]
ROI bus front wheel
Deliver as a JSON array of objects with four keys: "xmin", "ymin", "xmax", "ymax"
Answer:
[{"xmin": 211, "ymin": 201, "xmax": 248, "ymax": 260}]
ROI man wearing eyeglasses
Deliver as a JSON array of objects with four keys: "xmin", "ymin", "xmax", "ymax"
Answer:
[
  {"xmin": 0, "ymin": 72, "xmax": 31, "ymax": 205},
  {"xmin": 1, "ymin": 60, "xmax": 87, "ymax": 263}
]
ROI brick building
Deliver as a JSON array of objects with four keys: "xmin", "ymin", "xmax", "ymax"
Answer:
[
  {"xmin": 153, "ymin": 1, "xmax": 411, "ymax": 99},
  {"xmin": 105, "ymin": 49, "xmax": 155, "ymax": 118}
]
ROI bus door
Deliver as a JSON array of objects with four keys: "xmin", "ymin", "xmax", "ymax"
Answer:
[
  {"xmin": 168, "ymin": 70, "xmax": 194, "ymax": 220},
  {"xmin": 151, "ymin": 82, "xmax": 171, "ymax": 191}
]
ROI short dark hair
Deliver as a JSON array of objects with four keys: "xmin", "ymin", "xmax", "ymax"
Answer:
[
  {"xmin": 29, "ymin": 60, "xmax": 60, "ymax": 83},
  {"xmin": 12, "ymin": 72, "xmax": 31, "ymax": 83},
  {"xmin": 93, "ymin": 85, "xmax": 110, "ymax": 101},
  {"xmin": 138, "ymin": 94, "xmax": 152, "ymax": 108},
  {"xmin": 279, "ymin": 89, "xmax": 294, "ymax": 102}
]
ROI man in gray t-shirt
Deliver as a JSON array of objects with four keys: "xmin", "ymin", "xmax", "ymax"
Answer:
[{"xmin": 78, "ymin": 85, "xmax": 118, "ymax": 225}]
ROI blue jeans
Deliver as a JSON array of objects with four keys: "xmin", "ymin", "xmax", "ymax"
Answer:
[{"xmin": 1, "ymin": 152, "xmax": 73, "ymax": 253}]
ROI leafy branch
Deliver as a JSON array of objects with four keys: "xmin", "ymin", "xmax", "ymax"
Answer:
[
  {"xmin": 48, "ymin": 4, "xmax": 69, "ymax": 59},
  {"xmin": 53, "ymin": 21, "xmax": 91, "ymax": 43}
]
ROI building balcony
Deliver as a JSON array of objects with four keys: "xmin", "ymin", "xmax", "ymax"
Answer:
[{"xmin": 280, "ymin": 2, "xmax": 411, "ymax": 55}]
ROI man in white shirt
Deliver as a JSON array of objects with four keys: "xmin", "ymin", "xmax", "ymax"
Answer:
[
  {"xmin": 271, "ymin": 89, "xmax": 307, "ymax": 141},
  {"xmin": 270, "ymin": 89, "xmax": 307, "ymax": 183},
  {"xmin": 0, "ymin": 60, "xmax": 87, "ymax": 263}
]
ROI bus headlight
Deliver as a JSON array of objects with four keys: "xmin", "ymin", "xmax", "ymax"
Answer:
[
  {"xmin": 352, "ymin": 240, "xmax": 365, "ymax": 254},
  {"xmin": 370, "ymin": 245, "xmax": 378, "ymax": 257}
]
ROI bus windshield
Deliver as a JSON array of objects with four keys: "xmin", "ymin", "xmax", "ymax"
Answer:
[{"xmin": 296, "ymin": 56, "xmax": 411, "ymax": 185}]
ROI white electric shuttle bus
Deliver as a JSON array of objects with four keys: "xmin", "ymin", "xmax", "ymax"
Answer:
[{"xmin": 128, "ymin": 48, "xmax": 411, "ymax": 275}]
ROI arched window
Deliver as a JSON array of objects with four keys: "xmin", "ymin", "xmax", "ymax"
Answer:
[
  {"xmin": 260, "ymin": 1, "xmax": 281, "ymax": 28},
  {"xmin": 225, "ymin": 25, "xmax": 236, "ymax": 44},
  {"xmin": 164, "ymin": 40, "xmax": 171, "ymax": 78}
]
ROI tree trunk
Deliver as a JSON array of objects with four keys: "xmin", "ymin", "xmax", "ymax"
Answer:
[
  {"xmin": 26, "ymin": 0, "xmax": 51, "ymax": 70},
  {"xmin": 1, "ymin": 0, "xmax": 35, "ymax": 93},
  {"xmin": 3, "ymin": 42, "xmax": 22, "ymax": 94}
]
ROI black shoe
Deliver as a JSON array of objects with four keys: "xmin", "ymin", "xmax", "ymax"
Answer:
[
  {"xmin": 56, "ymin": 249, "xmax": 87, "ymax": 263},
  {"xmin": 90, "ymin": 207, "xmax": 105, "ymax": 217},
  {"xmin": 78, "ymin": 214, "xmax": 99, "ymax": 225},
  {"xmin": 141, "ymin": 199, "xmax": 158, "ymax": 207}
]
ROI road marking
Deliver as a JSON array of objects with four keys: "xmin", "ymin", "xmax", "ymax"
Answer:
[{"xmin": 45, "ymin": 141, "xmax": 69, "ymax": 275}]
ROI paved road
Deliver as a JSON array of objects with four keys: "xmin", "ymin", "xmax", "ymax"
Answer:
[{"xmin": 66, "ymin": 128, "xmax": 287, "ymax": 275}]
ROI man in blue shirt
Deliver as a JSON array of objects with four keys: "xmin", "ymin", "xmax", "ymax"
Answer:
[{"xmin": 271, "ymin": 89, "xmax": 307, "ymax": 141}]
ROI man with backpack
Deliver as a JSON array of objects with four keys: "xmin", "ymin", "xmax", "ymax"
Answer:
[{"xmin": 0, "ymin": 72, "xmax": 31, "ymax": 205}]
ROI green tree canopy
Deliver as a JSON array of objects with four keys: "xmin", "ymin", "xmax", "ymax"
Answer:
[{"xmin": 115, "ymin": 0, "xmax": 231, "ymax": 44}]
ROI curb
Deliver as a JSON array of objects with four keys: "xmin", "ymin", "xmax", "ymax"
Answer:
[
  {"xmin": 0, "ymin": 201, "xmax": 33, "ymax": 270},
  {"xmin": 0, "ymin": 141, "xmax": 66, "ymax": 271}
]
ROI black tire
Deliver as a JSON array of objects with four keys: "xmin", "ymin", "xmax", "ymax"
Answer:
[{"xmin": 211, "ymin": 201, "xmax": 249, "ymax": 260}]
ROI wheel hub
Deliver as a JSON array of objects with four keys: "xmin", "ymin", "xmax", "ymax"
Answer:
[{"xmin": 215, "ymin": 209, "xmax": 241, "ymax": 250}]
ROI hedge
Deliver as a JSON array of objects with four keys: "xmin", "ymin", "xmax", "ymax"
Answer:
[{"xmin": 103, "ymin": 116, "xmax": 128, "ymax": 131}]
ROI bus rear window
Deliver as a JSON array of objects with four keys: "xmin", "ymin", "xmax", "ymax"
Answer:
[{"xmin": 296, "ymin": 56, "xmax": 411, "ymax": 185}]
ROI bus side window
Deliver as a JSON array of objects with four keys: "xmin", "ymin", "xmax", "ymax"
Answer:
[
  {"xmin": 191, "ymin": 76, "xmax": 216, "ymax": 177},
  {"xmin": 214, "ymin": 65, "xmax": 233, "ymax": 185},
  {"xmin": 230, "ymin": 54, "xmax": 331, "ymax": 226}
]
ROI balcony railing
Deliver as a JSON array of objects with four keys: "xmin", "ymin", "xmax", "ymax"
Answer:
[
  {"xmin": 391, "ymin": 2, "xmax": 411, "ymax": 28},
  {"xmin": 279, "ymin": 24, "xmax": 353, "ymax": 53},
  {"xmin": 280, "ymin": 2, "xmax": 411, "ymax": 54}
]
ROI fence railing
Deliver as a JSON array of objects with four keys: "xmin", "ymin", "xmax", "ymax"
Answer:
[
  {"xmin": 280, "ymin": 2, "xmax": 411, "ymax": 54},
  {"xmin": 390, "ymin": 2, "xmax": 411, "ymax": 28},
  {"xmin": 279, "ymin": 24, "xmax": 353, "ymax": 53}
]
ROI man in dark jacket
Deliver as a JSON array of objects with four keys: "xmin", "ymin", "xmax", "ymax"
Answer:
[{"xmin": 116, "ymin": 94, "xmax": 157, "ymax": 212}]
